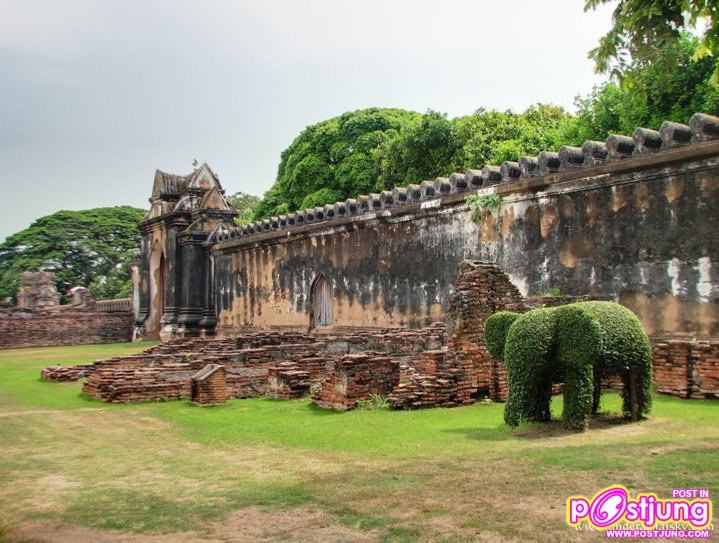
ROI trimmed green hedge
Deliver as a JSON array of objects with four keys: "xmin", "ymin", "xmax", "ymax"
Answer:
[
  {"xmin": 484, "ymin": 311, "xmax": 520, "ymax": 362},
  {"xmin": 485, "ymin": 301, "xmax": 653, "ymax": 431}
]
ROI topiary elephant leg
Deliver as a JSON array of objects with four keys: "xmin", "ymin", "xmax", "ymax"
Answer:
[
  {"xmin": 636, "ymin": 363, "xmax": 654, "ymax": 417},
  {"xmin": 591, "ymin": 366, "xmax": 603, "ymax": 415},
  {"xmin": 504, "ymin": 356, "xmax": 549, "ymax": 427},
  {"xmin": 554, "ymin": 304, "xmax": 603, "ymax": 430},
  {"xmin": 623, "ymin": 363, "xmax": 653, "ymax": 420},
  {"xmin": 501, "ymin": 307, "xmax": 558, "ymax": 427},
  {"xmin": 527, "ymin": 373, "xmax": 552, "ymax": 422},
  {"xmin": 562, "ymin": 362, "xmax": 594, "ymax": 430}
]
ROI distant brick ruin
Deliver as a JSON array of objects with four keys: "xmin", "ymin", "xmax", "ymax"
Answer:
[
  {"xmin": 1, "ymin": 271, "xmax": 133, "ymax": 349},
  {"xmin": 16, "ymin": 271, "xmax": 61, "ymax": 310}
]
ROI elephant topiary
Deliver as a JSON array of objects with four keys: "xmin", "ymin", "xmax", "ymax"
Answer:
[{"xmin": 485, "ymin": 301, "xmax": 653, "ymax": 431}]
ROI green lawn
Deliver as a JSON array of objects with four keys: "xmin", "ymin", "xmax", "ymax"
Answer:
[{"xmin": 0, "ymin": 343, "xmax": 717, "ymax": 543}]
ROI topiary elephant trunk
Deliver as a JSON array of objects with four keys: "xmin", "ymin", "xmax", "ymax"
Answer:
[{"xmin": 485, "ymin": 301, "xmax": 653, "ymax": 431}]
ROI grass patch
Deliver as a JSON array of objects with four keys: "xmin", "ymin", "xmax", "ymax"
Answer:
[
  {"xmin": 0, "ymin": 342, "xmax": 718, "ymax": 542},
  {"xmin": 331, "ymin": 506, "xmax": 392, "ymax": 530},
  {"xmin": 381, "ymin": 526, "xmax": 422, "ymax": 543},
  {"xmin": 0, "ymin": 342, "xmax": 156, "ymax": 410}
]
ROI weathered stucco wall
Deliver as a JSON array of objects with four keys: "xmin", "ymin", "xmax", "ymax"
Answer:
[
  {"xmin": 214, "ymin": 210, "xmax": 477, "ymax": 331},
  {"xmin": 214, "ymin": 144, "xmax": 718, "ymax": 338},
  {"xmin": 484, "ymin": 156, "xmax": 719, "ymax": 338}
]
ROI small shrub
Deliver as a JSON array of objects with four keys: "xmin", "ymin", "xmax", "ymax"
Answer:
[
  {"xmin": 356, "ymin": 394, "xmax": 390, "ymax": 410},
  {"xmin": 542, "ymin": 287, "xmax": 563, "ymax": 297},
  {"xmin": 465, "ymin": 194, "xmax": 503, "ymax": 222}
]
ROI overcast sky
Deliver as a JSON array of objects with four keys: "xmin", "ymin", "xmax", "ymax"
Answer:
[{"xmin": 0, "ymin": 0, "xmax": 615, "ymax": 241}]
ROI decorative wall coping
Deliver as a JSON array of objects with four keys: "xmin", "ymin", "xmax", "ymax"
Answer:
[
  {"xmin": 214, "ymin": 112, "xmax": 719, "ymax": 251},
  {"xmin": 95, "ymin": 298, "xmax": 132, "ymax": 312}
]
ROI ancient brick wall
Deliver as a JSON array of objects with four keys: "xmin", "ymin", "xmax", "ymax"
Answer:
[
  {"xmin": 653, "ymin": 339, "xmax": 719, "ymax": 398},
  {"xmin": 0, "ymin": 309, "xmax": 133, "ymax": 349},
  {"xmin": 446, "ymin": 261, "xmax": 525, "ymax": 401}
]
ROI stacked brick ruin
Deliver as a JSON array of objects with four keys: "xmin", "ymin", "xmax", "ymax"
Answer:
[
  {"xmin": 447, "ymin": 261, "xmax": 526, "ymax": 401},
  {"xmin": 191, "ymin": 364, "xmax": 228, "ymax": 405},
  {"xmin": 266, "ymin": 364, "xmax": 311, "ymax": 399},
  {"xmin": 78, "ymin": 335, "xmax": 329, "ymax": 403},
  {"xmin": 386, "ymin": 262, "xmax": 525, "ymax": 408},
  {"xmin": 42, "ymin": 325, "xmax": 447, "ymax": 406},
  {"xmin": 388, "ymin": 350, "xmax": 476, "ymax": 408},
  {"xmin": 41, "ymin": 259, "xmax": 719, "ymax": 409}
]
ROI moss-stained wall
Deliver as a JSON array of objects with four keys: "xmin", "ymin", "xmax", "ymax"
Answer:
[{"xmin": 214, "ymin": 152, "xmax": 719, "ymax": 338}]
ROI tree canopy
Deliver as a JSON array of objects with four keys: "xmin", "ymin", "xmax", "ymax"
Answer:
[
  {"xmin": 227, "ymin": 191, "xmax": 260, "ymax": 226},
  {"xmin": 0, "ymin": 206, "xmax": 146, "ymax": 303},
  {"xmin": 249, "ymin": 31, "xmax": 717, "ymax": 221},
  {"xmin": 253, "ymin": 108, "xmax": 421, "ymax": 218},
  {"xmin": 568, "ymin": 33, "xmax": 719, "ymax": 142},
  {"xmin": 253, "ymin": 105, "xmax": 576, "ymax": 219},
  {"xmin": 585, "ymin": 0, "xmax": 719, "ymax": 86}
]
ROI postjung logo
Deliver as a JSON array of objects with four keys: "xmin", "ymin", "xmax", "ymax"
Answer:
[{"xmin": 567, "ymin": 485, "xmax": 713, "ymax": 537}]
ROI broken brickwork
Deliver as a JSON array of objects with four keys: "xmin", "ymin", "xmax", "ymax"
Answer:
[
  {"xmin": 312, "ymin": 354, "xmax": 399, "ymax": 410},
  {"xmin": 388, "ymin": 349, "xmax": 475, "ymax": 408},
  {"xmin": 653, "ymin": 340, "xmax": 719, "ymax": 399},
  {"xmin": 443, "ymin": 261, "xmax": 524, "ymax": 402},
  {"xmin": 266, "ymin": 363, "xmax": 311, "ymax": 399},
  {"xmin": 44, "ymin": 326, "xmax": 446, "ymax": 405}
]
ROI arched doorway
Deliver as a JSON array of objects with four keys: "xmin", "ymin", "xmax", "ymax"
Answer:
[{"xmin": 310, "ymin": 274, "xmax": 332, "ymax": 328}]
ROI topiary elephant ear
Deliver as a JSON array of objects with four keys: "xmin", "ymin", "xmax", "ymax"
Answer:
[
  {"xmin": 554, "ymin": 305, "xmax": 603, "ymax": 369},
  {"xmin": 484, "ymin": 311, "xmax": 521, "ymax": 362}
]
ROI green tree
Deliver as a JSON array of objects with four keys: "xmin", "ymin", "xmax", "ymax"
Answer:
[
  {"xmin": 452, "ymin": 104, "xmax": 576, "ymax": 170},
  {"xmin": 0, "ymin": 206, "xmax": 145, "ymax": 302},
  {"xmin": 227, "ymin": 191, "xmax": 260, "ymax": 225},
  {"xmin": 585, "ymin": 0, "xmax": 719, "ymax": 86},
  {"xmin": 253, "ymin": 108, "xmax": 420, "ymax": 218},
  {"xmin": 300, "ymin": 188, "xmax": 343, "ymax": 210},
  {"xmin": 568, "ymin": 33, "xmax": 719, "ymax": 142},
  {"xmin": 377, "ymin": 111, "xmax": 460, "ymax": 189}
]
